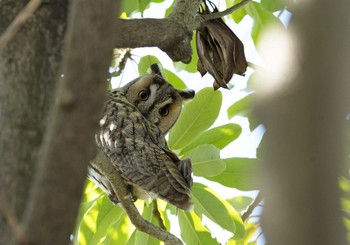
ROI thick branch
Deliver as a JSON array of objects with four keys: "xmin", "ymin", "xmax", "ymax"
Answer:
[
  {"xmin": 115, "ymin": 19, "xmax": 192, "ymax": 63},
  {"xmin": 91, "ymin": 151, "xmax": 183, "ymax": 245},
  {"xmin": 21, "ymin": 1, "xmax": 119, "ymax": 244}
]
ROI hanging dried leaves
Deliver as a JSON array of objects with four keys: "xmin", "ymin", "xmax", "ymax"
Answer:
[{"xmin": 196, "ymin": 0, "xmax": 248, "ymax": 90}]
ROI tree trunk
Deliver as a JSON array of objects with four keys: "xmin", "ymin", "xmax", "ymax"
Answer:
[
  {"xmin": 257, "ymin": 0, "xmax": 349, "ymax": 244},
  {"xmin": 0, "ymin": 1, "xmax": 68, "ymax": 243}
]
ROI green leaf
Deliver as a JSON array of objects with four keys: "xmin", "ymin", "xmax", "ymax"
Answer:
[
  {"xmin": 189, "ymin": 144, "xmax": 226, "ymax": 177},
  {"xmin": 227, "ymin": 0, "xmax": 248, "ymax": 23},
  {"xmin": 174, "ymin": 33, "xmax": 198, "ymax": 73},
  {"xmin": 178, "ymin": 211, "xmax": 218, "ymax": 245},
  {"xmin": 245, "ymin": 2, "xmax": 284, "ymax": 44},
  {"xmin": 192, "ymin": 183, "xmax": 245, "ymax": 240},
  {"xmin": 181, "ymin": 123, "xmax": 242, "ymax": 155},
  {"xmin": 226, "ymin": 196, "xmax": 254, "ymax": 213},
  {"xmin": 227, "ymin": 222, "xmax": 259, "ymax": 245},
  {"xmin": 138, "ymin": 55, "xmax": 161, "ymax": 75},
  {"xmin": 162, "ymin": 69, "xmax": 187, "ymax": 90},
  {"xmin": 261, "ymin": 0, "xmax": 286, "ymax": 12},
  {"xmin": 207, "ymin": 158, "xmax": 260, "ymax": 191},
  {"xmin": 101, "ymin": 215, "xmax": 130, "ymax": 245},
  {"xmin": 121, "ymin": 0, "xmax": 138, "ymax": 16},
  {"xmin": 169, "ymin": 88, "xmax": 222, "ymax": 150},
  {"xmin": 227, "ymin": 93, "xmax": 255, "ymax": 119},
  {"xmin": 78, "ymin": 195, "xmax": 124, "ymax": 245},
  {"xmin": 139, "ymin": 0, "xmax": 152, "ymax": 14}
]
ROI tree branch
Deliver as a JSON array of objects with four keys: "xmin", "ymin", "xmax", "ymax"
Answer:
[
  {"xmin": 0, "ymin": 192, "xmax": 26, "ymax": 241},
  {"xmin": 241, "ymin": 192, "xmax": 263, "ymax": 222},
  {"xmin": 21, "ymin": 0, "xmax": 120, "ymax": 244},
  {"xmin": 0, "ymin": 0, "xmax": 42, "ymax": 50},
  {"xmin": 115, "ymin": 19, "xmax": 193, "ymax": 63},
  {"xmin": 198, "ymin": 0, "xmax": 252, "ymax": 22},
  {"xmin": 91, "ymin": 151, "xmax": 183, "ymax": 245}
]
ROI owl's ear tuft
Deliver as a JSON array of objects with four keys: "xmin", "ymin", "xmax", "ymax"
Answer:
[
  {"xmin": 148, "ymin": 64, "xmax": 163, "ymax": 77},
  {"xmin": 179, "ymin": 90, "xmax": 195, "ymax": 100}
]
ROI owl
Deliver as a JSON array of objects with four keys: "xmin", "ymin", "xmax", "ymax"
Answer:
[{"xmin": 88, "ymin": 64, "xmax": 195, "ymax": 211}]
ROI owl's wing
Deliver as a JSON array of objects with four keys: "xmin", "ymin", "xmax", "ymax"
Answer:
[
  {"xmin": 104, "ymin": 139, "xmax": 193, "ymax": 211},
  {"xmin": 96, "ymin": 96, "xmax": 192, "ymax": 211}
]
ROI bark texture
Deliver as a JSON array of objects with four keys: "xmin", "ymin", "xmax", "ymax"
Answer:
[
  {"xmin": 257, "ymin": 0, "xmax": 350, "ymax": 244},
  {"xmin": 21, "ymin": 0, "xmax": 119, "ymax": 244},
  {"xmin": 0, "ymin": 2, "xmax": 68, "ymax": 243}
]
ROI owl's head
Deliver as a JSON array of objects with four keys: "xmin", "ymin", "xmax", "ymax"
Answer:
[{"xmin": 120, "ymin": 64, "xmax": 195, "ymax": 134}]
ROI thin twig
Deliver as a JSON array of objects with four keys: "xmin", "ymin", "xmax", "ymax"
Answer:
[
  {"xmin": 241, "ymin": 191, "xmax": 263, "ymax": 222},
  {"xmin": 0, "ymin": 192, "xmax": 26, "ymax": 241},
  {"xmin": 199, "ymin": 0, "xmax": 252, "ymax": 22},
  {"xmin": 152, "ymin": 200, "xmax": 167, "ymax": 230},
  {"xmin": 0, "ymin": 0, "xmax": 42, "ymax": 50}
]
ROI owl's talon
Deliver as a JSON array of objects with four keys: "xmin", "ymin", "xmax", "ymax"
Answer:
[{"xmin": 108, "ymin": 194, "xmax": 120, "ymax": 204}]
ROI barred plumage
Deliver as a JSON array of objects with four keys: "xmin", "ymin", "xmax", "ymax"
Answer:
[{"xmin": 88, "ymin": 65, "xmax": 195, "ymax": 211}]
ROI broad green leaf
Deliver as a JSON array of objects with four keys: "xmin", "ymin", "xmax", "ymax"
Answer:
[
  {"xmin": 226, "ymin": 0, "xmax": 248, "ymax": 23},
  {"xmin": 192, "ymin": 183, "xmax": 245, "ymax": 239},
  {"xmin": 162, "ymin": 69, "xmax": 187, "ymax": 90},
  {"xmin": 78, "ymin": 195, "xmax": 124, "ymax": 245},
  {"xmin": 127, "ymin": 204, "xmax": 161, "ymax": 245},
  {"xmin": 261, "ymin": 0, "xmax": 286, "ymax": 12},
  {"xmin": 139, "ymin": 0, "xmax": 152, "ymax": 14},
  {"xmin": 74, "ymin": 181, "xmax": 104, "ymax": 243},
  {"xmin": 181, "ymin": 123, "xmax": 242, "ymax": 155},
  {"xmin": 101, "ymin": 214, "xmax": 130, "ymax": 245},
  {"xmin": 189, "ymin": 144, "xmax": 226, "ymax": 177},
  {"xmin": 178, "ymin": 211, "xmax": 218, "ymax": 245},
  {"xmin": 138, "ymin": 55, "xmax": 161, "ymax": 75},
  {"xmin": 121, "ymin": 0, "xmax": 138, "ymax": 16},
  {"xmin": 227, "ymin": 222, "xmax": 259, "ymax": 245},
  {"xmin": 227, "ymin": 93, "xmax": 255, "ymax": 119},
  {"xmin": 207, "ymin": 158, "xmax": 259, "ymax": 191},
  {"xmin": 169, "ymin": 88, "xmax": 222, "ymax": 149},
  {"xmin": 245, "ymin": 2, "xmax": 284, "ymax": 44},
  {"xmin": 227, "ymin": 196, "xmax": 254, "ymax": 213},
  {"xmin": 174, "ymin": 33, "xmax": 198, "ymax": 73}
]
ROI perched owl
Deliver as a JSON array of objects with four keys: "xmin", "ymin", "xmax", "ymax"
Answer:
[{"xmin": 88, "ymin": 65, "xmax": 195, "ymax": 211}]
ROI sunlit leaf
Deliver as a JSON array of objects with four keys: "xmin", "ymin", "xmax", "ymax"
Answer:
[
  {"xmin": 121, "ymin": 0, "xmax": 138, "ymax": 16},
  {"xmin": 245, "ymin": 2, "xmax": 284, "ymax": 44},
  {"xmin": 78, "ymin": 195, "xmax": 124, "ymax": 245},
  {"xmin": 227, "ymin": 93, "xmax": 255, "ymax": 119},
  {"xmin": 227, "ymin": 222, "xmax": 259, "ymax": 245},
  {"xmin": 138, "ymin": 55, "xmax": 161, "ymax": 75},
  {"xmin": 188, "ymin": 144, "xmax": 226, "ymax": 177},
  {"xmin": 169, "ymin": 88, "xmax": 222, "ymax": 149},
  {"xmin": 192, "ymin": 183, "xmax": 245, "ymax": 239},
  {"xmin": 178, "ymin": 211, "xmax": 218, "ymax": 244},
  {"xmin": 162, "ymin": 69, "xmax": 187, "ymax": 90},
  {"xmin": 139, "ymin": 0, "xmax": 152, "ymax": 14},
  {"xmin": 101, "ymin": 214, "xmax": 131, "ymax": 245},
  {"xmin": 261, "ymin": 0, "xmax": 286, "ymax": 12},
  {"xmin": 207, "ymin": 158, "xmax": 259, "ymax": 191},
  {"xmin": 227, "ymin": 196, "xmax": 254, "ymax": 213},
  {"xmin": 181, "ymin": 123, "xmax": 242, "ymax": 155},
  {"xmin": 227, "ymin": 0, "xmax": 248, "ymax": 23}
]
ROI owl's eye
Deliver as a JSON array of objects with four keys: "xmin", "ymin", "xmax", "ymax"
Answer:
[
  {"xmin": 159, "ymin": 106, "xmax": 169, "ymax": 117},
  {"xmin": 138, "ymin": 90, "xmax": 149, "ymax": 100}
]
